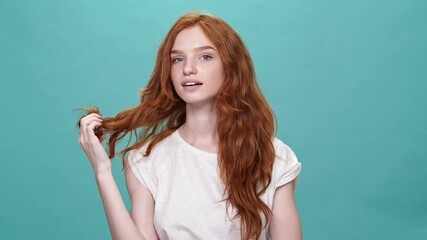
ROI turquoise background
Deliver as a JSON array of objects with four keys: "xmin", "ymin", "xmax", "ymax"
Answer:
[{"xmin": 1, "ymin": 0, "xmax": 426, "ymax": 239}]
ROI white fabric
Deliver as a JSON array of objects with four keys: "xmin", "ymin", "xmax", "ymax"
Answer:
[{"xmin": 127, "ymin": 130, "xmax": 301, "ymax": 240}]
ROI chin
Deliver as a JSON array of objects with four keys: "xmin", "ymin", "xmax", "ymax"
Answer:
[{"xmin": 181, "ymin": 97, "xmax": 217, "ymax": 107}]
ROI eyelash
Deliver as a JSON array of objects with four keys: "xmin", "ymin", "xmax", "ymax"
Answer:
[
  {"xmin": 171, "ymin": 54, "xmax": 213, "ymax": 63},
  {"xmin": 200, "ymin": 55, "xmax": 212, "ymax": 61},
  {"xmin": 172, "ymin": 57, "xmax": 183, "ymax": 63}
]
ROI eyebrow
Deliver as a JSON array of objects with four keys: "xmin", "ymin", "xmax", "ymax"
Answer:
[{"xmin": 170, "ymin": 46, "xmax": 216, "ymax": 55}]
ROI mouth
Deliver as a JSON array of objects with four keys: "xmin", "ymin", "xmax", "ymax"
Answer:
[{"xmin": 181, "ymin": 81, "xmax": 203, "ymax": 87}]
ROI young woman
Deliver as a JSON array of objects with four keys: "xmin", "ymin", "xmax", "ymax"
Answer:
[{"xmin": 78, "ymin": 12, "xmax": 302, "ymax": 240}]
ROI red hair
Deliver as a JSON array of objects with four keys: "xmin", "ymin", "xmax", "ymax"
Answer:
[{"xmin": 78, "ymin": 12, "xmax": 276, "ymax": 240}]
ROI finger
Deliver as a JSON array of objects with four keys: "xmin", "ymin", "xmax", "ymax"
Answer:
[
  {"xmin": 82, "ymin": 122, "xmax": 101, "ymax": 144},
  {"xmin": 80, "ymin": 113, "xmax": 102, "ymax": 123},
  {"xmin": 80, "ymin": 120, "xmax": 102, "ymax": 138},
  {"xmin": 78, "ymin": 135, "xmax": 84, "ymax": 146},
  {"xmin": 82, "ymin": 121, "xmax": 102, "ymax": 142},
  {"xmin": 84, "ymin": 112, "xmax": 102, "ymax": 118},
  {"xmin": 79, "ymin": 113, "xmax": 103, "ymax": 127},
  {"xmin": 86, "ymin": 121, "xmax": 102, "ymax": 135},
  {"xmin": 80, "ymin": 116, "xmax": 103, "ymax": 129},
  {"xmin": 81, "ymin": 113, "xmax": 103, "ymax": 123}
]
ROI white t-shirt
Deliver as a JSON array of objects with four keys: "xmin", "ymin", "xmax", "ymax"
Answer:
[{"xmin": 127, "ymin": 130, "xmax": 301, "ymax": 240}]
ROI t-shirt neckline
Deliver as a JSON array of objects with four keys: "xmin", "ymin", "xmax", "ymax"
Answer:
[{"xmin": 172, "ymin": 130, "xmax": 218, "ymax": 159}]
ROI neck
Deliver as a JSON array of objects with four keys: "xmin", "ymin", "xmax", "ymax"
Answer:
[{"xmin": 179, "ymin": 101, "xmax": 219, "ymax": 153}]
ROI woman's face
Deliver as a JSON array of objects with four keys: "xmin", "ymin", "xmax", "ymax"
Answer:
[{"xmin": 170, "ymin": 25, "xmax": 225, "ymax": 106}]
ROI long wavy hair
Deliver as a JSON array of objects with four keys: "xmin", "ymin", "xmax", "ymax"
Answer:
[{"xmin": 78, "ymin": 12, "xmax": 276, "ymax": 240}]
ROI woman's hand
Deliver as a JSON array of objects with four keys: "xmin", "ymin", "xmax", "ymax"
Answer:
[{"xmin": 78, "ymin": 113, "xmax": 111, "ymax": 175}]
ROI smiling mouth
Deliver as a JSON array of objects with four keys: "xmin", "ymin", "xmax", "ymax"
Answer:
[{"xmin": 182, "ymin": 82, "xmax": 203, "ymax": 87}]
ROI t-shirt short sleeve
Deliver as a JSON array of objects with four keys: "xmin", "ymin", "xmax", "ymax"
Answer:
[
  {"xmin": 273, "ymin": 139, "xmax": 302, "ymax": 190},
  {"xmin": 127, "ymin": 149, "xmax": 157, "ymax": 197}
]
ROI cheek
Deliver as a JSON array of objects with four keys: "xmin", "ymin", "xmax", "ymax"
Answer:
[
  {"xmin": 212, "ymin": 66, "xmax": 225, "ymax": 86},
  {"xmin": 170, "ymin": 68, "xmax": 180, "ymax": 87}
]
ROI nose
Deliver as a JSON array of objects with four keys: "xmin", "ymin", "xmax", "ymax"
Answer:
[{"xmin": 183, "ymin": 58, "xmax": 197, "ymax": 76}]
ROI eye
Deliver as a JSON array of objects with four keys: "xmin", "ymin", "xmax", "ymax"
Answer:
[
  {"xmin": 171, "ymin": 57, "xmax": 183, "ymax": 63},
  {"xmin": 200, "ymin": 55, "xmax": 212, "ymax": 61}
]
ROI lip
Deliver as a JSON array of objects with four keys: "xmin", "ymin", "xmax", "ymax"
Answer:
[{"xmin": 181, "ymin": 79, "xmax": 203, "ymax": 87}]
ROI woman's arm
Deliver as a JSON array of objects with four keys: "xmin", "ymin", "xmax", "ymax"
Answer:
[
  {"xmin": 78, "ymin": 113, "xmax": 155, "ymax": 240},
  {"xmin": 95, "ymin": 170, "xmax": 147, "ymax": 240},
  {"xmin": 125, "ymin": 159, "xmax": 159, "ymax": 240},
  {"xmin": 269, "ymin": 178, "xmax": 303, "ymax": 240}
]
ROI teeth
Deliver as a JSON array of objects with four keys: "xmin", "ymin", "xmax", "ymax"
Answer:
[{"xmin": 183, "ymin": 82, "xmax": 201, "ymax": 86}]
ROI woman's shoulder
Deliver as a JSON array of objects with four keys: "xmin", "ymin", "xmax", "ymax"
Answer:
[
  {"xmin": 272, "ymin": 137, "xmax": 298, "ymax": 163},
  {"xmin": 128, "ymin": 131, "xmax": 180, "ymax": 165},
  {"xmin": 271, "ymin": 137, "xmax": 302, "ymax": 189}
]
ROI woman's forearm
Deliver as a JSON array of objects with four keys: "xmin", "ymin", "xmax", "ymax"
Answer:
[
  {"xmin": 78, "ymin": 112, "xmax": 146, "ymax": 239},
  {"xmin": 95, "ymin": 169, "xmax": 145, "ymax": 240}
]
